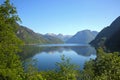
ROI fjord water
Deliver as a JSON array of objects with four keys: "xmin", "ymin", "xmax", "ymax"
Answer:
[{"xmin": 21, "ymin": 44, "xmax": 96, "ymax": 71}]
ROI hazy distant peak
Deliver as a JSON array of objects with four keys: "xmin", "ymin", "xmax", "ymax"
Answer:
[
  {"xmin": 58, "ymin": 33, "xmax": 63, "ymax": 36},
  {"xmin": 66, "ymin": 30, "xmax": 98, "ymax": 44},
  {"xmin": 78, "ymin": 29, "xmax": 91, "ymax": 32},
  {"xmin": 45, "ymin": 33, "xmax": 56, "ymax": 36},
  {"xmin": 76, "ymin": 30, "xmax": 97, "ymax": 34},
  {"xmin": 45, "ymin": 33, "xmax": 72, "ymax": 42}
]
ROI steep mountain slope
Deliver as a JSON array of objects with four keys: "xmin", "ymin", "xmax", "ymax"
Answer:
[
  {"xmin": 16, "ymin": 26, "xmax": 63, "ymax": 44},
  {"xmin": 90, "ymin": 16, "xmax": 120, "ymax": 51},
  {"xmin": 66, "ymin": 30, "xmax": 98, "ymax": 44},
  {"xmin": 105, "ymin": 26, "xmax": 120, "ymax": 51}
]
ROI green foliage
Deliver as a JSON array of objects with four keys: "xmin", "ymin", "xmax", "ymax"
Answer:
[
  {"xmin": 82, "ymin": 48, "xmax": 120, "ymax": 80},
  {"xmin": 0, "ymin": 0, "xmax": 24, "ymax": 80},
  {"xmin": 16, "ymin": 26, "xmax": 49, "ymax": 44},
  {"xmin": 0, "ymin": 0, "xmax": 21, "ymax": 24},
  {"xmin": 56, "ymin": 55, "xmax": 79, "ymax": 76},
  {"xmin": 81, "ymin": 59, "xmax": 95, "ymax": 80}
]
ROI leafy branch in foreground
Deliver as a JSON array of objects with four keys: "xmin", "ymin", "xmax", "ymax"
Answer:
[
  {"xmin": 81, "ymin": 48, "xmax": 120, "ymax": 80},
  {"xmin": 56, "ymin": 55, "xmax": 80, "ymax": 77},
  {"xmin": 0, "ymin": 0, "xmax": 24, "ymax": 80}
]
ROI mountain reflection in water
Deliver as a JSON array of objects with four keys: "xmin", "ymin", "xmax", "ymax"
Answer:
[{"xmin": 19, "ymin": 44, "xmax": 96, "ymax": 70}]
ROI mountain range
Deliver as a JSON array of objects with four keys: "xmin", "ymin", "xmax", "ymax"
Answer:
[
  {"xmin": 16, "ymin": 26, "xmax": 63, "ymax": 44},
  {"xmin": 66, "ymin": 30, "xmax": 98, "ymax": 44},
  {"xmin": 45, "ymin": 33, "xmax": 72, "ymax": 42},
  {"xmin": 90, "ymin": 16, "xmax": 120, "ymax": 52},
  {"xmin": 16, "ymin": 25, "xmax": 99, "ymax": 45}
]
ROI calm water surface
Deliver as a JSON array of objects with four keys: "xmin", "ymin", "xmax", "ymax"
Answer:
[{"xmin": 21, "ymin": 44, "xmax": 96, "ymax": 71}]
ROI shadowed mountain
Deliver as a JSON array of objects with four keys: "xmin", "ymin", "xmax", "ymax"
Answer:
[{"xmin": 90, "ymin": 16, "xmax": 120, "ymax": 52}]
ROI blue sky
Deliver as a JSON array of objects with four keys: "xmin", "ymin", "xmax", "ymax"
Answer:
[{"xmin": 0, "ymin": 0, "xmax": 120, "ymax": 35}]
